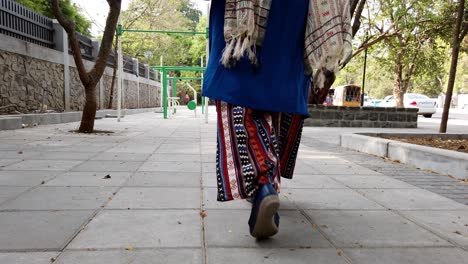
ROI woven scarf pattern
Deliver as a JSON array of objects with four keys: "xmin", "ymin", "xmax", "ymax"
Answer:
[
  {"xmin": 222, "ymin": 0, "xmax": 272, "ymax": 66},
  {"xmin": 221, "ymin": 0, "xmax": 352, "ymax": 90}
]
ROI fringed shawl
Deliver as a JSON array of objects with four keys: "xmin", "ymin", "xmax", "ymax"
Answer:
[{"xmin": 221, "ymin": 0, "xmax": 352, "ymax": 89}]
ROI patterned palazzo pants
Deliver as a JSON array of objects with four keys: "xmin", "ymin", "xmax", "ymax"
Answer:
[{"xmin": 216, "ymin": 100, "xmax": 305, "ymax": 202}]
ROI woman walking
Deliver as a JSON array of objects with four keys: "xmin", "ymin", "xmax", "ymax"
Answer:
[{"xmin": 202, "ymin": 0, "xmax": 352, "ymax": 239}]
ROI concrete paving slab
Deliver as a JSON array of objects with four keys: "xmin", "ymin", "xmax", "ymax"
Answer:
[
  {"xmin": 45, "ymin": 172, "xmax": 132, "ymax": 187},
  {"xmin": 0, "ymin": 186, "xmax": 29, "ymax": 204},
  {"xmin": 67, "ymin": 210, "xmax": 202, "ymax": 249},
  {"xmin": 202, "ymin": 163, "xmax": 216, "ymax": 173},
  {"xmin": 49, "ymin": 146, "xmax": 112, "ymax": 153},
  {"xmin": 288, "ymin": 162, "xmax": 324, "ymax": 175},
  {"xmin": 148, "ymin": 153, "xmax": 202, "ymax": 162},
  {"xmin": 298, "ymin": 156, "xmax": 352, "ymax": 165},
  {"xmin": 91, "ymin": 152, "xmax": 151, "ymax": 161},
  {"xmin": 305, "ymin": 210, "xmax": 451, "ymax": 247},
  {"xmin": 343, "ymin": 247, "xmax": 468, "ymax": 264},
  {"xmin": 208, "ymin": 248, "xmax": 348, "ymax": 264},
  {"xmin": 202, "ymin": 173, "xmax": 217, "ymax": 188},
  {"xmin": 201, "ymin": 147, "xmax": 216, "ymax": 155},
  {"xmin": 281, "ymin": 174, "xmax": 348, "ymax": 189},
  {"xmin": 107, "ymin": 187, "xmax": 200, "ymax": 209},
  {"xmin": 3, "ymin": 160, "xmax": 83, "ymax": 171},
  {"xmin": 0, "ymin": 150, "xmax": 40, "ymax": 159},
  {"xmin": 138, "ymin": 161, "xmax": 201, "ymax": 172},
  {"xmin": 0, "ymin": 159, "xmax": 21, "ymax": 167},
  {"xmin": 1, "ymin": 109, "xmax": 467, "ymax": 262},
  {"xmin": 126, "ymin": 171, "xmax": 200, "ymax": 187},
  {"xmin": 72, "ymin": 161, "xmax": 143, "ymax": 172},
  {"xmin": 106, "ymin": 146, "xmax": 158, "ymax": 154},
  {"xmin": 55, "ymin": 249, "xmax": 202, "ymax": 264},
  {"xmin": 156, "ymin": 144, "xmax": 200, "ymax": 154},
  {"xmin": 205, "ymin": 210, "xmax": 333, "ymax": 248},
  {"xmin": 0, "ymin": 211, "xmax": 93, "ymax": 250},
  {"xmin": 0, "ymin": 144, "xmax": 23, "ymax": 151},
  {"xmin": 201, "ymin": 154, "xmax": 216, "ymax": 163},
  {"xmin": 0, "ymin": 170, "xmax": 61, "ymax": 186},
  {"xmin": 400, "ymin": 210, "xmax": 468, "ymax": 248},
  {"xmin": 0, "ymin": 252, "xmax": 59, "ymax": 264},
  {"xmin": 330, "ymin": 175, "xmax": 418, "ymax": 189},
  {"xmin": 312, "ymin": 163, "xmax": 383, "ymax": 175},
  {"xmin": 360, "ymin": 189, "xmax": 467, "ymax": 210},
  {"xmin": 287, "ymin": 189, "xmax": 384, "ymax": 210},
  {"xmin": 0, "ymin": 186, "xmax": 116, "ymax": 210},
  {"xmin": 25, "ymin": 140, "xmax": 76, "ymax": 147},
  {"xmin": 26, "ymin": 152, "xmax": 97, "ymax": 160}
]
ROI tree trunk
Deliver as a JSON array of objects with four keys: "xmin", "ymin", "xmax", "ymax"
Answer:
[
  {"xmin": 51, "ymin": 0, "xmax": 121, "ymax": 133},
  {"xmin": 440, "ymin": 0, "xmax": 466, "ymax": 133},
  {"xmin": 393, "ymin": 58, "xmax": 405, "ymax": 107},
  {"xmin": 78, "ymin": 84, "xmax": 98, "ymax": 133},
  {"xmin": 108, "ymin": 37, "xmax": 118, "ymax": 109}
]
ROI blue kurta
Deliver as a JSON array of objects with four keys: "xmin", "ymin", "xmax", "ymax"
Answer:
[{"xmin": 202, "ymin": 0, "xmax": 310, "ymax": 116}]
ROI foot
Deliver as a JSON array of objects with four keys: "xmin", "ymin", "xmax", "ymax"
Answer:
[{"xmin": 248, "ymin": 184, "xmax": 280, "ymax": 239}]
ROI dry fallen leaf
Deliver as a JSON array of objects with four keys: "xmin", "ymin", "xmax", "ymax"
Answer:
[
  {"xmin": 125, "ymin": 246, "xmax": 134, "ymax": 251},
  {"xmin": 103, "ymin": 174, "xmax": 112, "ymax": 179},
  {"xmin": 454, "ymin": 231, "xmax": 462, "ymax": 235},
  {"xmin": 337, "ymin": 251, "xmax": 342, "ymax": 256},
  {"xmin": 200, "ymin": 211, "xmax": 207, "ymax": 218}
]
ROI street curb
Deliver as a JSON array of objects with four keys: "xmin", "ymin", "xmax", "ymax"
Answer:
[
  {"xmin": 340, "ymin": 133, "xmax": 468, "ymax": 180},
  {"xmin": 0, "ymin": 108, "xmax": 161, "ymax": 131},
  {"xmin": 0, "ymin": 117, "xmax": 23, "ymax": 130}
]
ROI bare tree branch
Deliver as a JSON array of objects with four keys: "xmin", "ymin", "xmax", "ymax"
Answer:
[
  {"xmin": 51, "ymin": 0, "xmax": 89, "ymax": 86},
  {"xmin": 350, "ymin": 0, "xmax": 360, "ymax": 16},
  {"xmin": 352, "ymin": 31, "xmax": 398, "ymax": 58},
  {"xmin": 88, "ymin": 0, "xmax": 122, "ymax": 84},
  {"xmin": 352, "ymin": 0, "xmax": 366, "ymax": 37}
]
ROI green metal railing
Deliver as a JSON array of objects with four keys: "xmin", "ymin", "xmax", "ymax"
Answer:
[
  {"xmin": 116, "ymin": 24, "xmax": 209, "ymax": 120},
  {"xmin": 156, "ymin": 66, "xmax": 207, "ymax": 119}
]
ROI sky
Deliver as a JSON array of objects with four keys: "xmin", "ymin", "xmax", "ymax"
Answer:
[{"xmin": 72, "ymin": 0, "xmax": 209, "ymax": 36}]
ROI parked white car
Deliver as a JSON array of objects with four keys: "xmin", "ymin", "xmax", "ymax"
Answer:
[{"xmin": 380, "ymin": 93, "xmax": 437, "ymax": 118}]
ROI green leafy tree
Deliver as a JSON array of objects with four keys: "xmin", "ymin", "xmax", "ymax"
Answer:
[
  {"xmin": 120, "ymin": 0, "xmax": 199, "ymax": 66},
  {"xmin": 16, "ymin": 0, "xmax": 92, "ymax": 36},
  {"xmin": 179, "ymin": 0, "xmax": 202, "ymax": 30},
  {"xmin": 360, "ymin": 0, "xmax": 452, "ymax": 107}
]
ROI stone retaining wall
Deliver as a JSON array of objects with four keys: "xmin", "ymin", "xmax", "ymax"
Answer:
[
  {"xmin": 0, "ymin": 51, "xmax": 65, "ymax": 113},
  {"xmin": 305, "ymin": 105, "xmax": 418, "ymax": 128},
  {"xmin": 0, "ymin": 35, "xmax": 162, "ymax": 114}
]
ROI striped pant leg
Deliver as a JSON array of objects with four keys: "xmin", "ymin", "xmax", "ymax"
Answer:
[
  {"xmin": 215, "ymin": 100, "xmax": 281, "ymax": 201},
  {"xmin": 277, "ymin": 113, "xmax": 305, "ymax": 179}
]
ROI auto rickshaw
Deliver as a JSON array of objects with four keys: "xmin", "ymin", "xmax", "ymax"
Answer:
[{"xmin": 332, "ymin": 85, "xmax": 362, "ymax": 107}]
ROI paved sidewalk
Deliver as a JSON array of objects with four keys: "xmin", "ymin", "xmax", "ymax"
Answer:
[{"xmin": 0, "ymin": 108, "xmax": 467, "ymax": 264}]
